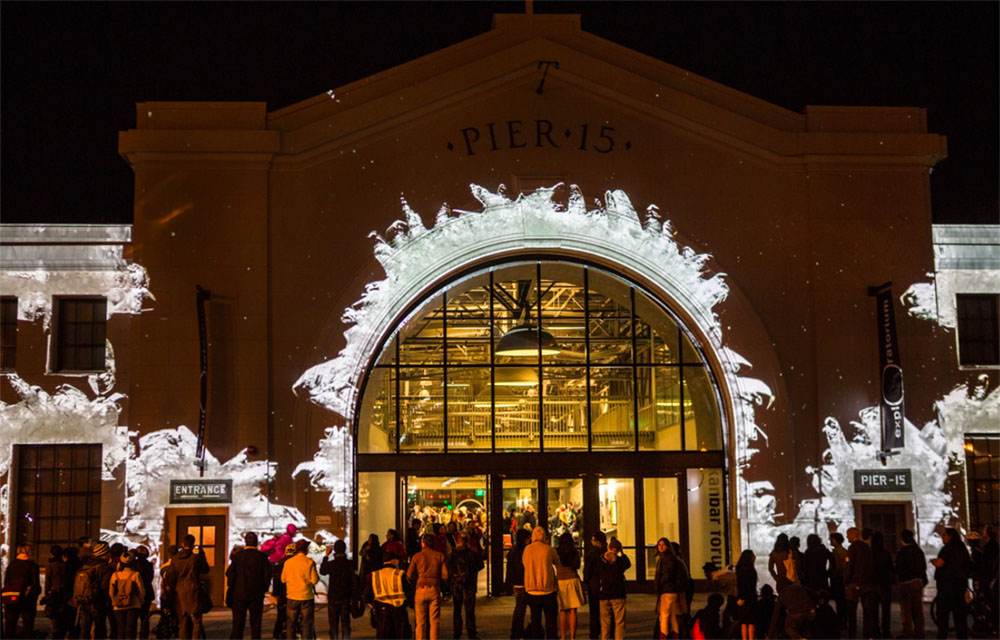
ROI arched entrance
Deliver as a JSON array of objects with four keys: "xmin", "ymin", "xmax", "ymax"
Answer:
[{"xmin": 354, "ymin": 258, "xmax": 730, "ymax": 592}]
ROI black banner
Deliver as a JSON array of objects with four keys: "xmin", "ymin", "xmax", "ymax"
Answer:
[
  {"xmin": 195, "ymin": 286, "xmax": 212, "ymax": 476},
  {"xmin": 874, "ymin": 285, "xmax": 905, "ymax": 450}
]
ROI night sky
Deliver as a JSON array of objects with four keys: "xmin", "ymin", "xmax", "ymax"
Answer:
[{"xmin": 2, "ymin": 2, "xmax": 996, "ymax": 226}]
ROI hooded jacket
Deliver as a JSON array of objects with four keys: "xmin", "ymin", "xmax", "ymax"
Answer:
[{"xmin": 522, "ymin": 527, "xmax": 559, "ymax": 596}]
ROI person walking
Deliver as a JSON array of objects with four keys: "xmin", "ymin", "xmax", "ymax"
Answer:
[
  {"xmin": 596, "ymin": 538, "xmax": 630, "ymax": 640},
  {"xmin": 163, "ymin": 534, "xmax": 210, "ymax": 640},
  {"xmin": 653, "ymin": 537, "xmax": 686, "ymax": 640},
  {"xmin": 555, "ymin": 532, "xmax": 583, "ymax": 640},
  {"xmin": 321, "ymin": 539, "xmax": 356, "ymax": 640},
  {"xmin": 505, "ymin": 529, "xmax": 531, "ymax": 640},
  {"xmin": 365, "ymin": 551, "xmax": 412, "ymax": 640},
  {"xmin": 871, "ymin": 531, "xmax": 894, "ymax": 639},
  {"xmin": 895, "ymin": 528, "xmax": 927, "ymax": 639},
  {"xmin": 282, "ymin": 539, "xmax": 320, "ymax": 640},
  {"xmin": 523, "ymin": 526, "xmax": 560, "ymax": 639},
  {"xmin": 735, "ymin": 550, "xmax": 758, "ymax": 640},
  {"xmin": 133, "ymin": 546, "xmax": 155, "ymax": 640},
  {"xmin": 447, "ymin": 531, "xmax": 483, "ymax": 639},
  {"xmin": 228, "ymin": 532, "xmax": 273, "ymax": 639},
  {"xmin": 109, "ymin": 551, "xmax": 146, "ymax": 640},
  {"xmin": 931, "ymin": 527, "xmax": 971, "ymax": 640},
  {"xmin": 2, "ymin": 543, "xmax": 41, "ymax": 639},
  {"xmin": 582, "ymin": 532, "xmax": 607, "ymax": 640},
  {"xmin": 844, "ymin": 527, "xmax": 877, "ymax": 640},
  {"xmin": 75, "ymin": 541, "xmax": 114, "ymax": 640},
  {"xmin": 407, "ymin": 534, "xmax": 448, "ymax": 640}
]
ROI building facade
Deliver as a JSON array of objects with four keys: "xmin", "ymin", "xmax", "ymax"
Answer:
[{"xmin": 2, "ymin": 13, "xmax": 997, "ymax": 594}]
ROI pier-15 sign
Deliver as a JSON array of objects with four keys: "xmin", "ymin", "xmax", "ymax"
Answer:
[
  {"xmin": 447, "ymin": 119, "xmax": 631, "ymax": 156},
  {"xmin": 853, "ymin": 469, "xmax": 912, "ymax": 493}
]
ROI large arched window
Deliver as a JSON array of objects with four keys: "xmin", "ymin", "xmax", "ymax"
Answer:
[{"xmin": 357, "ymin": 260, "xmax": 723, "ymax": 454}]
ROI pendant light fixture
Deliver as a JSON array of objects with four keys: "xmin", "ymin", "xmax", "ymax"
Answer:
[
  {"xmin": 495, "ymin": 324, "xmax": 560, "ymax": 357},
  {"xmin": 492, "ymin": 366, "xmax": 539, "ymax": 386}
]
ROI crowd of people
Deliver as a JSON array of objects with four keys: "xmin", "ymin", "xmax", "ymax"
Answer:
[{"xmin": 2, "ymin": 521, "xmax": 997, "ymax": 639}]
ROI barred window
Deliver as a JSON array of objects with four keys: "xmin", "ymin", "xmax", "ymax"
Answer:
[
  {"xmin": 957, "ymin": 294, "xmax": 1000, "ymax": 366},
  {"xmin": 1, "ymin": 296, "xmax": 15, "ymax": 371},
  {"xmin": 55, "ymin": 298, "xmax": 107, "ymax": 372}
]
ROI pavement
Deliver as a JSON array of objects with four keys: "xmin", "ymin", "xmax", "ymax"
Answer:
[{"xmin": 197, "ymin": 592, "xmax": 945, "ymax": 640}]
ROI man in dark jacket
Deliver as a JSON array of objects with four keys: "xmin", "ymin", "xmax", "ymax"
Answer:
[
  {"xmin": 931, "ymin": 527, "xmax": 971, "ymax": 640},
  {"xmin": 844, "ymin": 527, "xmax": 877, "ymax": 639},
  {"xmin": 895, "ymin": 528, "xmax": 927, "ymax": 639},
  {"xmin": 597, "ymin": 539, "xmax": 630, "ymax": 640},
  {"xmin": 163, "ymin": 534, "xmax": 210, "ymax": 640},
  {"xmin": 3, "ymin": 543, "xmax": 41, "ymax": 639},
  {"xmin": 504, "ymin": 529, "xmax": 530, "ymax": 640},
  {"xmin": 582, "ymin": 532, "xmax": 607, "ymax": 640},
  {"xmin": 446, "ymin": 532, "xmax": 483, "ymax": 640},
  {"xmin": 134, "ymin": 545, "xmax": 155, "ymax": 640},
  {"xmin": 320, "ymin": 539, "xmax": 355, "ymax": 640},
  {"xmin": 43, "ymin": 545, "xmax": 71, "ymax": 638},
  {"xmin": 406, "ymin": 519, "xmax": 424, "ymax": 563},
  {"xmin": 228, "ymin": 532, "xmax": 273, "ymax": 639},
  {"xmin": 74, "ymin": 541, "xmax": 115, "ymax": 640}
]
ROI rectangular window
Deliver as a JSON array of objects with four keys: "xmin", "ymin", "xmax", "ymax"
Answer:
[
  {"xmin": 965, "ymin": 436, "xmax": 999, "ymax": 530},
  {"xmin": 1, "ymin": 296, "xmax": 16, "ymax": 371},
  {"xmin": 957, "ymin": 294, "xmax": 1000, "ymax": 366},
  {"xmin": 55, "ymin": 298, "xmax": 107, "ymax": 372},
  {"xmin": 14, "ymin": 444, "xmax": 102, "ymax": 551}
]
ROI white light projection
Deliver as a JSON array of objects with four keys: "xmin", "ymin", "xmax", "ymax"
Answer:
[{"xmin": 294, "ymin": 183, "xmax": 775, "ymax": 544}]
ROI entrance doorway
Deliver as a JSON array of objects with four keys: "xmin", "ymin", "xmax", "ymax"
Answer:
[
  {"xmin": 175, "ymin": 514, "xmax": 227, "ymax": 608},
  {"xmin": 858, "ymin": 502, "xmax": 909, "ymax": 554}
]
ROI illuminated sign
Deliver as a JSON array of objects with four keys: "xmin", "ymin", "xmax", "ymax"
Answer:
[
  {"xmin": 169, "ymin": 479, "xmax": 233, "ymax": 504},
  {"xmin": 853, "ymin": 469, "xmax": 912, "ymax": 493},
  {"xmin": 447, "ymin": 120, "xmax": 631, "ymax": 156}
]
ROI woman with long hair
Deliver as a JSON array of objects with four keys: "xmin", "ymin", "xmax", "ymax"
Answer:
[
  {"xmin": 735, "ymin": 549, "xmax": 758, "ymax": 640},
  {"xmin": 556, "ymin": 532, "xmax": 584, "ymax": 640},
  {"xmin": 768, "ymin": 533, "xmax": 795, "ymax": 591},
  {"xmin": 654, "ymin": 538, "xmax": 688, "ymax": 639}
]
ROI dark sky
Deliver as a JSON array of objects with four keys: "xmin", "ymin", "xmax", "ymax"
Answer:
[{"xmin": 2, "ymin": 2, "xmax": 997, "ymax": 225}]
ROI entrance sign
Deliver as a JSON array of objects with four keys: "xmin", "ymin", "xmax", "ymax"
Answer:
[
  {"xmin": 854, "ymin": 469, "xmax": 912, "ymax": 493},
  {"xmin": 170, "ymin": 479, "xmax": 233, "ymax": 504}
]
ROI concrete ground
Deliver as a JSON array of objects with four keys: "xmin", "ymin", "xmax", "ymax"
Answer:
[{"xmin": 197, "ymin": 593, "xmax": 947, "ymax": 640}]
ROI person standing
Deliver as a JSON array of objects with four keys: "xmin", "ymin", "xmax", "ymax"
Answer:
[
  {"xmin": 596, "ymin": 538, "xmax": 630, "ymax": 640},
  {"xmin": 281, "ymin": 539, "xmax": 319, "ymax": 640},
  {"xmin": 523, "ymin": 526, "xmax": 560, "ymax": 639},
  {"xmin": 44, "ymin": 545, "xmax": 71, "ymax": 639},
  {"xmin": 75, "ymin": 541, "xmax": 114, "ymax": 640},
  {"xmin": 829, "ymin": 532, "xmax": 848, "ymax": 628},
  {"xmin": 2, "ymin": 543, "xmax": 41, "ymax": 639},
  {"xmin": 734, "ymin": 550, "xmax": 758, "ymax": 640},
  {"xmin": 406, "ymin": 520, "xmax": 424, "ymax": 563},
  {"xmin": 262, "ymin": 525, "xmax": 299, "ymax": 565},
  {"xmin": 132, "ymin": 546, "xmax": 154, "ymax": 640},
  {"xmin": 228, "ymin": 532, "xmax": 273, "ymax": 639},
  {"xmin": 844, "ymin": 527, "xmax": 877, "ymax": 639},
  {"xmin": 582, "ymin": 532, "xmax": 607, "ymax": 640},
  {"xmin": 407, "ymin": 534, "xmax": 448, "ymax": 640},
  {"xmin": 321, "ymin": 540, "xmax": 356, "ymax": 640},
  {"xmin": 110, "ymin": 551, "xmax": 146, "ymax": 640},
  {"xmin": 383, "ymin": 530, "xmax": 408, "ymax": 569},
  {"xmin": 365, "ymin": 551, "xmax": 412, "ymax": 640},
  {"xmin": 163, "ymin": 534, "xmax": 210, "ymax": 640},
  {"xmin": 801, "ymin": 534, "xmax": 833, "ymax": 596},
  {"xmin": 895, "ymin": 528, "xmax": 927, "ymax": 639},
  {"xmin": 555, "ymin": 532, "xmax": 583, "ymax": 640},
  {"xmin": 271, "ymin": 545, "xmax": 295, "ymax": 640},
  {"xmin": 870, "ymin": 531, "xmax": 894, "ymax": 639},
  {"xmin": 447, "ymin": 531, "xmax": 483, "ymax": 639},
  {"xmin": 505, "ymin": 529, "xmax": 531, "ymax": 640},
  {"xmin": 653, "ymin": 538, "xmax": 685, "ymax": 639},
  {"xmin": 931, "ymin": 527, "xmax": 971, "ymax": 640},
  {"xmin": 768, "ymin": 533, "xmax": 796, "ymax": 592}
]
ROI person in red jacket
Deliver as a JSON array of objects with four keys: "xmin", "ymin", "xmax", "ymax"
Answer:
[
  {"xmin": 262, "ymin": 524, "xmax": 299, "ymax": 565},
  {"xmin": 382, "ymin": 529, "xmax": 408, "ymax": 567}
]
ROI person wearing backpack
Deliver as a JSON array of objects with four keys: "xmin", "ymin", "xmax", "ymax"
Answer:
[
  {"xmin": 446, "ymin": 532, "xmax": 483, "ymax": 639},
  {"xmin": 2, "ymin": 543, "xmax": 41, "ymax": 638},
  {"xmin": 321, "ymin": 539, "xmax": 356, "ymax": 640},
  {"xmin": 75, "ymin": 541, "xmax": 115, "ymax": 640},
  {"xmin": 227, "ymin": 532, "xmax": 273, "ymax": 639},
  {"xmin": 110, "ymin": 551, "xmax": 146, "ymax": 639}
]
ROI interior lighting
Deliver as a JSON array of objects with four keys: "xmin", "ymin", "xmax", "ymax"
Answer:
[
  {"xmin": 495, "ymin": 325, "xmax": 560, "ymax": 356},
  {"xmin": 493, "ymin": 367, "xmax": 538, "ymax": 387}
]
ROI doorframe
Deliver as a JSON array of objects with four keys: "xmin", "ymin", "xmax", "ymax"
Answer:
[
  {"xmin": 852, "ymin": 498, "xmax": 915, "ymax": 543},
  {"xmin": 164, "ymin": 506, "xmax": 230, "ymax": 595}
]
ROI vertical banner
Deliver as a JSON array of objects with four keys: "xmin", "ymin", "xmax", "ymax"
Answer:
[
  {"xmin": 195, "ymin": 286, "xmax": 212, "ymax": 475},
  {"xmin": 874, "ymin": 285, "xmax": 905, "ymax": 450}
]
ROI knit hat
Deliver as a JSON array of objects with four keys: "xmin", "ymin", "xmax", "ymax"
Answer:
[
  {"xmin": 92, "ymin": 542, "xmax": 110, "ymax": 557},
  {"xmin": 285, "ymin": 543, "xmax": 297, "ymax": 557}
]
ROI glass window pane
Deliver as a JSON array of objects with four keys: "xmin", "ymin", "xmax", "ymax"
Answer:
[
  {"xmin": 399, "ymin": 368, "xmax": 443, "ymax": 452},
  {"xmin": 634, "ymin": 292, "xmax": 679, "ymax": 364},
  {"xmin": 357, "ymin": 471, "xmax": 397, "ymax": 549},
  {"xmin": 445, "ymin": 272, "xmax": 492, "ymax": 365},
  {"xmin": 638, "ymin": 367, "xmax": 682, "ymax": 451},
  {"xmin": 684, "ymin": 366, "xmax": 723, "ymax": 451},
  {"xmin": 590, "ymin": 367, "xmax": 634, "ymax": 450},
  {"xmin": 547, "ymin": 478, "xmax": 584, "ymax": 543},
  {"xmin": 503, "ymin": 479, "xmax": 539, "ymax": 537},
  {"xmin": 539, "ymin": 263, "xmax": 588, "ymax": 365},
  {"xmin": 202, "ymin": 526, "xmax": 216, "ymax": 546},
  {"xmin": 447, "ymin": 368, "xmax": 491, "ymax": 451},
  {"xmin": 644, "ymin": 477, "xmax": 681, "ymax": 579},
  {"xmin": 542, "ymin": 367, "xmax": 587, "ymax": 451},
  {"xmin": 680, "ymin": 330, "xmax": 707, "ymax": 365},
  {"xmin": 358, "ymin": 368, "xmax": 395, "ymax": 453},
  {"xmin": 587, "ymin": 270, "xmax": 632, "ymax": 365},
  {"xmin": 494, "ymin": 370, "xmax": 539, "ymax": 452},
  {"xmin": 493, "ymin": 263, "xmax": 540, "ymax": 364},
  {"xmin": 687, "ymin": 469, "xmax": 726, "ymax": 572},
  {"xmin": 398, "ymin": 296, "xmax": 444, "ymax": 365},
  {"xmin": 599, "ymin": 477, "xmax": 635, "ymax": 579}
]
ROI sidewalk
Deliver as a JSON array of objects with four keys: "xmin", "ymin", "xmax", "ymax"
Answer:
[{"xmin": 202, "ymin": 592, "xmax": 941, "ymax": 639}]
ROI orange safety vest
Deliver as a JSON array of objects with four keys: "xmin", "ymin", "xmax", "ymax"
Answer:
[{"xmin": 371, "ymin": 567, "xmax": 406, "ymax": 607}]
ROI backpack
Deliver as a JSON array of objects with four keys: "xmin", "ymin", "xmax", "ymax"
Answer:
[
  {"xmin": 112, "ymin": 575, "xmax": 133, "ymax": 609},
  {"xmin": 73, "ymin": 564, "xmax": 101, "ymax": 606},
  {"xmin": 452, "ymin": 552, "xmax": 471, "ymax": 589}
]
